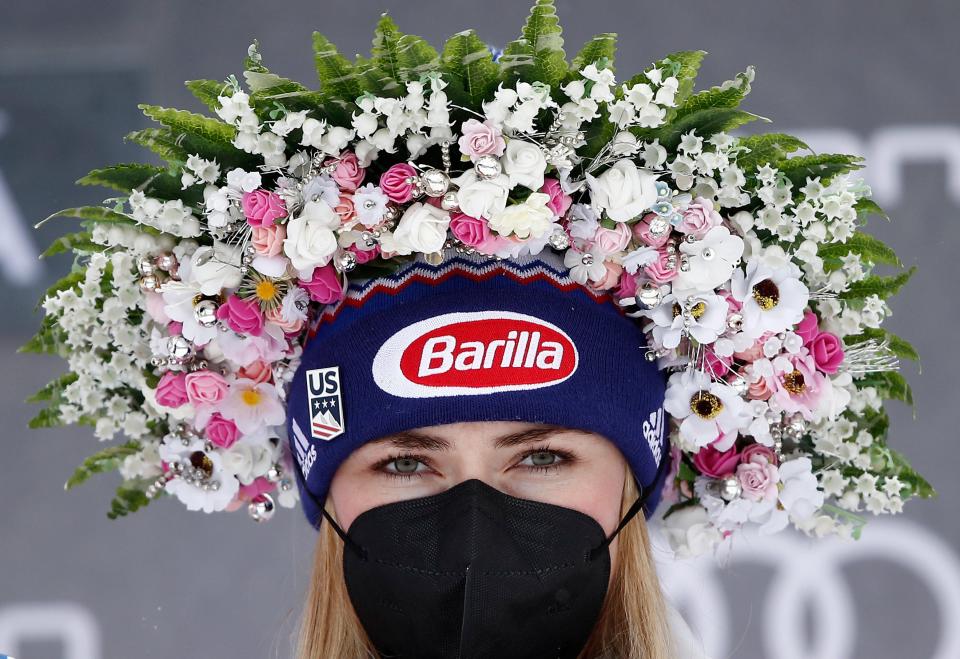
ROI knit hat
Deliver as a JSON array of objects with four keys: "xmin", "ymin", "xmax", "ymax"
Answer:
[{"xmin": 286, "ymin": 246, "xmax": 670, "ymax": 529}]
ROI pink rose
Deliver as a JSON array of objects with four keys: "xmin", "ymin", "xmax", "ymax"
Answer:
[
  {"xmin": 746, "ymin": 377, "xmax": 773, "ymax": 401},
  {"xmin": 795, "ymin": 310, "xmax": 820, "ymax": 346},
  {"xmin": 643, "ymin": 246, "xmax": 679, "ymax": 284},
  {"xmin": 540, "ymin": 178, "xmax": 572, "ymax": 217},
  {"xmin": 741, "ymin": 443, "xmax": 779, "ymax": 467},
  {"xmin": 184, "ymin": 369, "xmax": 228, "ymax": 405},
  {"xmin": 591, "ymin": 261, "xmax": 623, "ymax": 291},
  {"xmin": 676, "ymin": 197, "xmax": 722, "ymax": 238},
  {"xmin": 299, "ymin": 264, "xmax": 343, "ymax": 304},
  {"xmin": 632, "ymin": 212, "xmax": 672, "ymax": 248},
  {"xmin": 328, "ymin": 152, "xmax": 366, "ymax": 191},
  {"xmin": 809, "ymin": 331, "xmax": 844, "ymax": 374},
  {"xmin": 250, "ymin": 224, "xmax": 286, "ymax": 257},
  {"xmin": 704, "ymin": 352, "xmax": 732, "ymax": 378},
  {"xmin": 593, "ymin": 223, "xmax": 632, "ymax": 256},
  {"xmin": 347, "ymin": 243, "xmax": 380, "ymax": 264},
  {"xmin": 616, "ymin": 271, "xmax": 639, "ymax": 299},
  {"xmin": 449, "ymin": 212, "xmax": 491, "ymax": 247},
  {"xmin": 379, "ymin": 163, "xmax": 418, "ymax": 204},
  {"xmin": 238, "ymin": 360, "xmax": 273, "ymax": 384},
  {"xmin": 216, "ymin": 295, "xmax": 264, "ymax": 336},
  {"xmin": 734, "ymin": 334, "xmax": 769, "ymax": 362},
  {"xmin": 242, "ymin": 189, "xmax": 287, "ymax": 227},
  {"xmin": 334, "ymin": 194, "xmax": 356, "ymax": 224},
  {"xmin": 265, "ymin": 306, "xmax": 304, "ymax": 334},
  {"xmin": 205, "ymin": 413, "xmax": 240, "ymax": 449},
  {"xmin": 457, "ymin": 119, "xmax": 506, "ymax": 159},
  {"xmin": 693, "ymin": 444, "xmax": 741, "ymax": 479},
  {"xmin": 736, "ymin": 456, "xmax": 779, "ymax": 502},
  {"xmin": 155, "ymin": 371, "xmax": 189, "ymax": 408}
]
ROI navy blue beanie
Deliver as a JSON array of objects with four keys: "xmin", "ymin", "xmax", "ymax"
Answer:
[{"xmin": 285, "ymin": 246, "xmax": 670, "ymax": 530}]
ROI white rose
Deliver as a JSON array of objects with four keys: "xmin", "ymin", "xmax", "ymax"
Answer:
[
  {"xmin": 586, "ymin": 159, "xmax": 660, "ymax": 222},
  {"xmin": 487, "ymin": 193, "xmax": 556, "ymax": 240},
  {"xmin": 453, "ymin": 170, "xmax": 510, "ymax": 219},
  {"xmin": 283, "ymin": 200, "xmax": 341, "ymax": 277},
  {"xmin": 660, "ymin": 505, "xmax": 723, "ymax": 559},
  {"xmin": 390, "ymin": 202, "xmax": 451, "ymax": 255},
  {"xmin": 502, "ymin": 139, "xmax": 547, "ymax": 190},
  {"xmin": 190, "ymin": 241, "xmax": 243, "ymax": 296}
]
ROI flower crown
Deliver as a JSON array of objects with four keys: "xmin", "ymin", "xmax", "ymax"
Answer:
[{"xmin": 24, "ymin": 0, "xmax": 932, "ymax": 557}]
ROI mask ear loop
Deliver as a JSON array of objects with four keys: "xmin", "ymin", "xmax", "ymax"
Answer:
[
  {"xmin": 291, "ymin": 457, "xmax": 369, "ymax": 560},
  {"xmin": 321, "ymin": 505, "xmax": 370, "ymax": 560},
  {"xmin": 588, "ymin": 447, "xmax": 672, "ymax": 562}
]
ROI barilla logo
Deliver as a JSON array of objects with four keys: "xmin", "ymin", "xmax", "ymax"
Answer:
[{"xmin": 372, "ymin": 311, "xmax": 579, "ymax": 397}]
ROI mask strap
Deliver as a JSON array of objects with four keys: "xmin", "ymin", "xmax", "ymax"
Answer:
[
  {"xmin": 588, "ymin": 448, "xmax": 672, "ymax": 562},
  {"xmin": 321, "ymin": 505, "xmax": 369, "ymax": 560},
  {"xmin": 289, "ymin": 446, "xmax": 369, "ymax": 560}
]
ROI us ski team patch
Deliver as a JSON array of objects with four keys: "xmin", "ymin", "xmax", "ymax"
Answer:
[{"xmin": 306, "ymin": 366, "xmax": 345, "ymax": 441}]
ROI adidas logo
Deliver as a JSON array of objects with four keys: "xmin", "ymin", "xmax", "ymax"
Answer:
[
  {"xmin": 643, "ymin": 408, "xmax": 664, "ymax": 467},
  {"xmin": 291, "ymin": 418, "xmax": 317, "ymax": 479}
]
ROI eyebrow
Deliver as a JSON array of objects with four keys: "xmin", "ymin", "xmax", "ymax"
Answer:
[{"xmin": 371, "ymin": 425, "xmax": 569, "ymax": 452}]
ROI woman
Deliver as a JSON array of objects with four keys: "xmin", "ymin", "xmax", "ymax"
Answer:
[
  {"xmin": 285, "ymin": 248, "xmax": 708, "ymax": 658},
  {"xmin": 297, "ymin": 421, "xmax": 707, "ymax": 658}
]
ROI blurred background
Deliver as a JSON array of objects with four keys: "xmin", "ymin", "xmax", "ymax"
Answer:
[{"xmin": 1, "ymin": 1, "xmax": 957, "ymax": 657}]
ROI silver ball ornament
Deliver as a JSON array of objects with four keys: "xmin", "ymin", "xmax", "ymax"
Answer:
[
  {"xmin": 156, "ymin": 253, "xmax": 178, "ymax": 271},
  {"xmin": 440, "ymin": 191, "xmax": 459, "ymax": 211},
  {"xmin": 248, "ymin": 493, "xmax": 276, "ymax": 522},
  {"xmin": 194, "ymin": 299, "xmax": 219, "ymax": 328},
  {"xmin": 637, "ymin": 282, "xmax": 663, "ymax": 308},
  {"xmin": 474, "ymin": 155, "xmax": 502, "ymax": 180},
  {"xmin": 166, "ymin": 335, "xmax": 193, "ymax": 361},
  {"xmin": 719, "ymin": 475, "xmax": 742, "ymax": 501},
  {"xmin": 137, "ymin": 256, "xmax": 156, "ymax": 276},
  {"xmin": 420, "ymin": 169, "xmax": 450, "ymax": 197}
]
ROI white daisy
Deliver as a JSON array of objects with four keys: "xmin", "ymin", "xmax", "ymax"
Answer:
[
  {"xmin": 646, "ymin": 292, "xmax": 727, "ymax": 349},
  {"xmin": 731, "ymin": 259, "xmax": 809, "ymax": 339},
  {"xmin": 663, "ymin": 369, "xmax": 751, "ymax": 448}
]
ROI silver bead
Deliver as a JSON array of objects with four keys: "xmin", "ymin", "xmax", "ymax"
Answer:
[
  {"xmin": 547, "ymin": 228, "xmax": 570, "ymax": 250},
  {"xmin": 424, "ymin": 250, "xmax": 444, "ymax": 266},
  {"xmin": 194, "ymin": 299, "xmax": 219, "ymax": 328},
  {"xmin": 137, "ymin": 256, "xmax": 156, "ymax": 276},
  {"xmin": 338, "ymin": 250, "xmax": 357, "ymax": 272},
  {"xmin": 440, "ymin": 191, "xmax": 460, "ymax": 211},
  {"xmin": 156, "ymin": 253, "xmax": 178, "ymax": 271},
  {"xmin": 166, "ymin": 335, "xmax": 193, "ymax": 361},
  {"xmin": 139, "ymin": 274, "xmax": 159, "ymax": 291},
  {"xmin": 729, "ymin": 378, "xmax": 749, "ymax": 395},
  {"xmin": 280, "ymin": 478, "xmax": 293, "ymax": 491},
  {"xmin": 266, "ymin": 463, "xmax": 283, "ymax": 482},
  {"xmin": 701, "ymin": 247, "xmax": 715, "ymax": 261},
  {"xmin": 420, "ymin": 169, "xmax": 450, "ymax": 197},
  {"xmin": 248, "ymin": 493, "xmax": 276, "ymax": 522},
  {"xmin": 727, "ymin": 313, "xmax": 743, "ymax": 332},
  {"xmin": 719, "ymin": 475, "xmax": 742, "ymax": 501},
  {"xmin": 648, "ymin": 217, "xmax": 670, "ymax": 237},
  {"xmin": 474, "ymin": 155, "xmax": 502, "ymax": 180},
  {"xmin": 637, "ymin": 282, "xmax": 663, "ymax": 308},
  {"xmin": 581, "ymin": 252, "xmax": 594, "ymax": 266}
]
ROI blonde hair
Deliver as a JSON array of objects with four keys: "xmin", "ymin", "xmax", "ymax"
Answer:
[{"xmin": 295, "ymin": 463, "xmax": 674, "ymax": 659}]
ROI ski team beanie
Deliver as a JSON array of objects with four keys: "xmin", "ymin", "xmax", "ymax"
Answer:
[{"xmin": 286, "ymin": 246, "xmax": 671, "ymax": 530}]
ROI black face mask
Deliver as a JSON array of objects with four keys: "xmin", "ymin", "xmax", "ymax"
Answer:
[{"xmin": 321, "ymin": 463, "xmax": 667, "ymax": 659}]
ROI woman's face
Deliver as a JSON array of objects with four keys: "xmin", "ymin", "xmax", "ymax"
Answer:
[{"xmin": 328, "ymin": 420, "xmax": 629, "ymax": 583}]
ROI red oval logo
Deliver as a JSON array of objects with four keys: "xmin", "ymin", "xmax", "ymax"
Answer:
[{"xmin": 400, "ymin": 317, "xmax": 577, "ymax": 388}]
